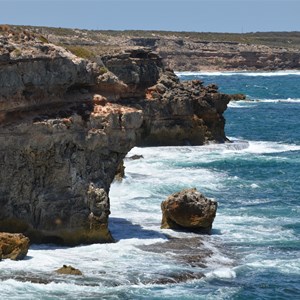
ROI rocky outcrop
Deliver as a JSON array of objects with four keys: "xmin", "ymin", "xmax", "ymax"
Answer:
[
  {"xmin": 102, "ymin": 51, "xmax": 231, "ymax": 145},
  {"xmin": 161, "ymin": 188, "xmax": 217, "ymax": 233},
  {"xmin": 101, "ymin": 48, "xmax": 163, "ymax": 98},
  {"xmin": 23, "ymin": 26, "xmax": 300, "ymax": 72},
  {"xmin": 0, "ymin": 32, "xmax": 143, "ymax": 245},
  {"xmin": 229, "ymin": 93, "xmax": 246, "ymax": 101},
  {"xmin": 0, "ymin": 232, "xmax": 30, "ymax": 260},
  {"xmin": 0, "ymin": 30, "xmax": 228, "ymax": 245},
  {"xmin": 153, "ymin": 39, "xmax": 300, "ymax": 71}
]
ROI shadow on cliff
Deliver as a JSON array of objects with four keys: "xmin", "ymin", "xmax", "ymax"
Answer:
[{"xmin": 109, "ymin": 217, "xmax": 167, "ymax": 241}]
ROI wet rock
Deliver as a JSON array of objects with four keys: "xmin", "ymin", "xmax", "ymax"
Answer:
[
  {"xmin": 161, "ymin": 188, "xmax": 217, "ymax": 233},
  {"xmin": 114, "ymin": 160, "xmax": 125, "ymax": 181},
  {"xmin": 229, "ymin": 93, "xmax": 246, "ymax": 100},
  {"xmin": 0, "ymin": 232, "xmax": 30, "ymax": 260},
  {"xmin": 55, "ymin": 265, "xmax": 83, "ymax": 276},
  {"xmin": 139, "ymin": 237, "xmax": 212, "ymax": 268},
  {"xmin": 127, "ymin": 154, "xmax": 144, "ymax": 160},
  {"xmin": 150, "ymin": 271, "xmax": 205, "ymax": 285}
]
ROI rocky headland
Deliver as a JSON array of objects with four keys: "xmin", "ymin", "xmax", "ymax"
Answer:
[
  {"xmin": 13, "ymin": 26, "xmax": 300, "ymax": 72},
  {"xmin": 0, "ymin": 28, "xmax": 230, "ymax": 245}
]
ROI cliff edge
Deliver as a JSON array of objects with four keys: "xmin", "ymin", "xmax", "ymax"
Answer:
[{"xmin": 0, "ymin": 29, "xmax": 230, "ymax": 245}]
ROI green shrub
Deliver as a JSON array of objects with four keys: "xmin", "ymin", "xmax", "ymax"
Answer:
[
  {"xmin": 99, "ymin": 66, "xmax": 108, "ymax": 75},
  {"xmin": 38, "ymin": 35, "xmax": 49, "ymax": 43},
  {"xmin": 65, "ymin": 46, "xmax": 95, "ymax": 60},
  {"xmin": 12, "ymin": 48, "xmax": 22, "ymax": 57}
]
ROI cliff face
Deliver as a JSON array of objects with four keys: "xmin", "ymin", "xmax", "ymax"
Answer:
[
  {"xmin": 0, "ymin": 33, "xmax": 143, "ymax": 245},
  {"xmin": 128, "ymin": 38, "xmax": 300, "ymax": 71},
  {"xmin": 102, "ymin": 49, "xmax": 230, "ymax": 146},
  {"xmin": 19, "ymin": 26, "xmax": 300, "ymax": 72},
  {"xmin": 0, "ymin": 31, "xmax": 230, "ymax": 245}
]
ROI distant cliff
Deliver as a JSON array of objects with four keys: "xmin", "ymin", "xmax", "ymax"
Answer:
[
  {"xmin": 142, "ymin": 38, "xmax": 300, "ymax": 71},
  {"xmin": 13, "ymin": 26, "xmax": 300, "ymax": 71},
  {"xmin": 0, "ymin": 28, "xmax": 230, "ymax": 245}
]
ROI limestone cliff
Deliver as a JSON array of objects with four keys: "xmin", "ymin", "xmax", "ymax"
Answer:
[
  {"xmin": 0, "ymin": 30, "xmax": 230, "ymax": 245},
  {"xmin": 129, "ymin": 38, "xmax": 300, "ymax": 71},
  {"xmin": 101, "ymin": 49, "xmax": 230, "ymax": 145},
  {"xmin": 0, "ymin": 32, "xmax": 142, "ymax": 245},
  {"xmin": 19, "ymin": 26, "xmax": 300, "ymax": 72}
]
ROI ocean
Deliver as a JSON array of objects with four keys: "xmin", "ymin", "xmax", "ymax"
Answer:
[{"xmin": 1, "ymin": 71, "xmax": 299, "ymax": 299}]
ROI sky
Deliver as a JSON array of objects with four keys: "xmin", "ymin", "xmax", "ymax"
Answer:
[{"xmin": 0, "ymin": 0, "xmax": 299, "ymax": 33}]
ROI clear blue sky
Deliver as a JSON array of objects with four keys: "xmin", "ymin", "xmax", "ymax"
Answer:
[{"xmin": 0, "ymin": 0, "xmax": 299, "ymax": 33}]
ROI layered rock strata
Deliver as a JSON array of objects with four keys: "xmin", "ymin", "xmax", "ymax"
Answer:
[
  {"xmin": 0, "ymin": 33, "xmax": 142, "ymax": 245},
  {"xmin": 0, "ymin": 31, "xmax": 229, "ymax": 245},
  {"xmin": 102, "ymin": 50, "xmax": 231, "ymax": 145},
  {"xmin": 23, "ymin": 26, "xmax": 300, "ymax": 72}
]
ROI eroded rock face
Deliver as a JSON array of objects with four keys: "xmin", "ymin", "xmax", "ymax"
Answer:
[
  {"xmin": 101, "ymin": 48, "xmax": 163, "ymax": 98},
  {"xmin": 102, "ymin": 50, "xmax": 231, "ymax": 146},
  {"xmin": 0, "ymin": 32, "xmax": 143, "ymax": 245},
  {"xmin": 0, "ymin": 34, "xmax": 98, "ymax": 114},
  {"xmin": 0, "ymin": 232, "xmax": 30, "ymax": 260},
  {"xmin": 161, "ymin": 188, "xmax": 217, "ymax": 233},
  {"xmin": 151, "ymin": 39, "xmax": 300, "ymax": 71},
  {"xmin": 0, "ymin": 31, "xmax": 228, "ymax": 245}
]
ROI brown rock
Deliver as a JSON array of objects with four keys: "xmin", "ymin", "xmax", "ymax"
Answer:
[
  {"xmin": 0, "ymin": 35, "xmax": 143, "ymax": 245},
  {"xmin": 93, "ymin": 94, "xmax": 107, "ymax": 106},
  {"xmin": 0, "ymin": 31, "xmax": 229, "ymax": 245},
  {"xmin": 55, "ymin": 265, "xmax": 83, "ymax": 276},
  {"xmin": 0, "ymin": 232, "xmax": 30, "ymax": 260},
  {"xmin": 114, "ymin": 160, "xmax": 125, "ymax": 181},
  {"xmin": 161, "ymin": 188, "xmax": 217, "ymax": 234},
  {"xmin": 229, "ymin": 93, "xmax": 246, "ymax": 101},
  {"xmin": 127, "ymin": 154, "xmax": 144, "ymax": 160}
]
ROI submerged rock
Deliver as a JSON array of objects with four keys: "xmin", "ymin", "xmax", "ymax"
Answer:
[
  {"xmin": 139, "ymin": 236, "xmax": 212, "ymax": 268},
  {"xmin": 150, "ymin": 271, "xmax": 205, "ymax": 285},
  {"xmin": 127, "ymin": 154, "xmax": 144, "ymax": 160},
  {"xmin": 0, "ymin": 232, "xmax": 30, "ymax": 260},
  {"xmin": 229, "ymin": 93, "xmax": 246, "ymax": 101},
  {"xmin": 161, "ymin": 188, "xmax": 217, "ymax": 233},
  {"xmin": 55, "ymin": 265, "xmax": 83, "ymax": 276}
]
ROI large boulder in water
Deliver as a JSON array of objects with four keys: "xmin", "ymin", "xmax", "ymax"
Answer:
[
  {"xmin": 161, "ymin": 188, "xmax": 217, "ymax": 234},
  {"xmin": 0, "ymin": 232, "xmax": 30, "ymax": 260}
]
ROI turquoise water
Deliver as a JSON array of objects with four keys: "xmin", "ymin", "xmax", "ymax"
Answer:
[{"xmin": 1, "ymin": 72, "xmax": 299, "ymax": 299}]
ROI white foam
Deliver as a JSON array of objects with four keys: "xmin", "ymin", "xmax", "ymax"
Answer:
[
  {"xmin": 176, "ymin": 70, "xmax": 300, "ymax": 77},
  {"xmin": 206, "ymin": 268, "xmax": 236, "ymax": 279},
  {"xmin": 243, "ymin": 140, "xmax": 300, "ymax": 154},
  {"xmin": 255, "ymin": 98, "xmax": 300, "ymax": 103},
  {"xmin": 228, "ymin": 101, "xmax": 255, "ymax": 108}
]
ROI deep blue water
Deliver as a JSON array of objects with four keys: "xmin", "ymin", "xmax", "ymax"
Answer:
[
  {"xmin": 1, "ymin": 72, "xmax": 299, "ymax": 299},
  {"xmin": 177, "ymin": 71, "xmax": 300, "ymax": 299}
]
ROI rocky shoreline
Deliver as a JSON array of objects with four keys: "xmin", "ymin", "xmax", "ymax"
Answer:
[{"xmin": 0, "ymin": 28, "xmax": 230, "ymax": 246}]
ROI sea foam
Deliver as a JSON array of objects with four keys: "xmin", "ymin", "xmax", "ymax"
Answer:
[{"xmin": 176, "ymin": 70, "xmax": 300, "ymax": 77}]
